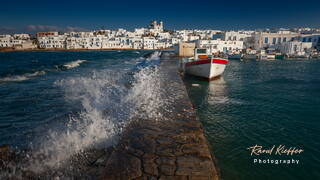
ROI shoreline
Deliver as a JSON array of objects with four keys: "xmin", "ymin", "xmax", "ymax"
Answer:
[{"xmin": 0, "ymin": 48, "xmax": 175, "ymax": 53}]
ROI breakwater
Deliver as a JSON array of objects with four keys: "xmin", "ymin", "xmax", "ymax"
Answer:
[
  {"xmin": 102, "ymin": 55, "xmax": 220, "ymax": 179},
  {"xmin": 0, "ymin": 51, "xmax": 219, "ymax": 179}
]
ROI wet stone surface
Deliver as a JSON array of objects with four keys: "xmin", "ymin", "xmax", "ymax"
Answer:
[
  {"xmin": 0, "ymin": 57, "xmax": 220, "ymax": 180},
  {"xmin": 103, "ymin": 58, "xmax": 220, "ymax": 180}
]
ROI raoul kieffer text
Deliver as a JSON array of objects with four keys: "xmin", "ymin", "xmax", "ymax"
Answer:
[{"xmin": 247, "ymin": 144, "xmax": 304, "ymax": 156}]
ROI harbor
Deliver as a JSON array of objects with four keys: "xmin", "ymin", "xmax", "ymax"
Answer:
[
  {"xmin": 1, "ymin": 21, "xmax": 320, "ymax": 60},
  {"xmin": 1, "ymin": 47, "xmax": 320, "ymax": 179},
  {"xmin": 1, "ymin": 0, "xmax": 320, "ymax": 179}
]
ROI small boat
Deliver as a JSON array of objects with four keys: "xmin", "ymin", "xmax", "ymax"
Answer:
[
  {"xmin": 267, "ymin": 54, "xmax": 276, "ymax": 60},
  {"xmin": 242, "ymin": 54, "xmax": 257, "ymax": 60},
  {"xmin": 259, "ymin": 54, "xmax": 268, "ymax": 60},
  {"xmin": 228, "ymin": 53, "xmax": 242, "ymax": 60},
  {"xmin": 184, "ymin": 48, "xmax": 228, "ymax": 80},
  {"xmin": 275, "ymin": 54, "xmax": 286, "ymax": 60}
]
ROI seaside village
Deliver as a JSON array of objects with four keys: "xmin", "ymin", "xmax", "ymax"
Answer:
[{"xmin": 1, "ymin": 21, "xmax": 320, "ymax": 59}]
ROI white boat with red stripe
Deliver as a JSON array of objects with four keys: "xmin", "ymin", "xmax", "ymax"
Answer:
[{"xmin": 184, "ymin": 48, "xmax": 229, "ymax": 80}]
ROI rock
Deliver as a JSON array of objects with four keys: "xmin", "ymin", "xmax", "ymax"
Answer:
[
  {"xmin": 156, "ymin": 146, "xmax": 175, "ymax": 157},
  {"xmin": 0, "ymin": 144, "xmax": 9, "ymax": 153},
  {"xmin": 126, "ymin": 146, "xmax": 145, "ymax": 157},
  {"xmin": 155, "ymin": 157, "xmax": 176, "ymax": 166},
  {"xmin": 94, "ymin": 154, "xmax": 109, "ymax": 167},
  {"xmin": 135, "ymin": 175, "xmax": 158, "ymax": 180},
  {"xmin": 142, "ymin": 153, "xmax": 158, "ymax": 176},
  {"xmin": 159, "ymin": 175, "xmax": 188, "ymax": 180},
  {"xmin": 129, "ymin": 136, "xmax": 156, "ymax": 154},
  {"xmin": 159, "ymin": 164, "xmax": 176, "ymax": 176},
  {"xmin": 156, "ymin": 136, "xmax": 174, "ymax": 145},
  {"xmin": 180, "ymin": 144, "xmax": 211, "ymax": 159},
  {"xmin": 103, "ymin": 152, "xmax": 142, "ymax": 179},
  {"xmin": 189, "ymin": 176, "xmax": 211, "ymax": 180},
  {"xmin": 143, "ymin": 162, "xmax": 158, "ymax": 176},
  {"xmin": 176, "ymin": 156, "xmax": 214, "ymax": 176}
]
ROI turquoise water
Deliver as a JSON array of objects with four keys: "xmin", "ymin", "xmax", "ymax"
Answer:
[{"xmin": 184, "ymin": 59, "xmax": 320, "ymax": 180}]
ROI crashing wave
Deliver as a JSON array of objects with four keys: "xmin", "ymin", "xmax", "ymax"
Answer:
[
  {"xmin": 63, "ymin": 60, "xmax": 87, "ymax": 69},
  {"xmin": 0, "ymin": 71, "xmax": 46, "ymax": 83},
  {"xmin": 20, "ymin": 51, "xmax": 165, "ymax": 174}
]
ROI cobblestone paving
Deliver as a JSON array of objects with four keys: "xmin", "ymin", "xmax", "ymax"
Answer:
[{"xmin": 103, "ymin": 59, "xmax": 220, "ymax": 180}]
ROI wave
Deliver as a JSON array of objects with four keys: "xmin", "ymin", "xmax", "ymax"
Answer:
[
  {"xmin": 63, "ymin": 60, "xmax": 87, "ymax": 69},
  {"xmin": 146, "ymin": 51, "xmax": 161, "ymax": 61},
  {"xmin": 0, "ymin": 71, "xmax": 46, "ymax": 83},
  {"xmin": 134, "ymin": 51, "xmax": 161, "ymax": 70},
  {"xmin": 0, "ymin": 59, "xmax": 87, "ymax": 84},
  {"xmin": 15, "ymin": 51, "xmax": 166, "ymax": 175}
]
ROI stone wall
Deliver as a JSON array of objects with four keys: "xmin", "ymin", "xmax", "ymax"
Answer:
[{"xmin": 103, "ymin": 56, "xmax": 220, "ymax": 180}]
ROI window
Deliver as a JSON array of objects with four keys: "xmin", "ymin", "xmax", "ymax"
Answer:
[
  {"xmin": 283, "ymin": 37, "xmax": 287, "ymax": 42},
  {"xmin": 308, "ymin": 38, "xmax": 312, "ymax": 42},
  {"xmin": 303, "ymin": 37, "xmax": 306, "ymax": 42},
  {"xmin": 278, "ymin": 37, "xmax": 281, "ymax": 43},
  {"xmin": 264, "ymin": 37, "xmax": 268, "ymax": 44},
  {"xmin": 272, "ymin": 38, "xmax": 276, "ymax": 44}
]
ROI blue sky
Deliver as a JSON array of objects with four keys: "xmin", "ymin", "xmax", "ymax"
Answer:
[{"xmin": 0, "ymin": 0, "xmax": 319, "ymax": 33}]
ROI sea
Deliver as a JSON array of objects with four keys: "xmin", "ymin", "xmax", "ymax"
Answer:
[
  {"xmin": 0, "ymin": 51, "xmax": 319, "ymax": 179},
  {"xmin": 0, "ymin": 50, "xmax": 163, "ymax": 177},
  {"xmin": 184, "ymin": 59, "xmax": 320, "ymax": 180}
]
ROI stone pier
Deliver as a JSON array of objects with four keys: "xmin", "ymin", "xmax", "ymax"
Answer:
[{"xmin": 103, "ymin": 57, "xmax": 220, "ymax": 180}]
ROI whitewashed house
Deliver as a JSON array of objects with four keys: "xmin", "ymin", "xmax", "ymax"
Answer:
[
  {"xmin": 0, "ymin": 35, "xmax": 13, "ymax": 47},
  {"xmin": 254, "ymin": 31, "xmax": 300, "ymax": 49},
  {"xmin": 277, "ymin": 41, "xmax": 313, "ymax": 56},
  {"xmin": 197, "ymin": 39, "xmax": 244, "ymax": 54},
  {"xmin": 13, "ymin": 34, "xmax": 30, "ymax": 40},
  {"xmin": 38, "ymin": 35, "xmax": 66, "ymax": 49},
  {"xmin": 143, "ymin": 37, "xmax": 156, "ymax": 49}
]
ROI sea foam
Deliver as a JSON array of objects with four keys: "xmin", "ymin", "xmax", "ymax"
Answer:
[
  {"xmin": 22, "ymin": 51, "xmax": 165, "ymax": 174},
  {"xmin": 0, "ymin": 71, "xmax": 46, "ymax": 83},
  {"xmin": 63, "ymin": 60, "xmax": 87, "ymax": 69}
]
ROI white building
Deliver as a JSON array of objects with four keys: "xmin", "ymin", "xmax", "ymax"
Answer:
[
  {"xmin": 0, "ymin": 35, "xmax": 13, "ymax": 48},
  {"xmin": 134, "ymin": 28, "xmax": 148, "ymax": 36},
  {"xmin": 197, "ymin": 39, "xmax": 244, "ymax": 54},
  {"xmin": 149, "ymin": 20, "xmax": 163, "ymax": 34},
  {"xmin": 255, "ymin": 31, "xmax": 300, "ymax": 49},
  {"xmin": 0, "ymin": 34, "xmax": 34, "ymax": 49},
  {"xmin": 38, "ymin": 35, "xmax": 66, "ymax": 49},
  {"xmin": 143, "ymin": 37, "xmax": 156, "ymax": 49},
  {"xmin": 277, "ymin": 41, "xmax": 313, "ymax": 56},
  {"xmin": 300, "ymin": 34, "xmax": 320, "ymax": 49},
  {"xmin": 13, "ymin": 34, "xmax": 30, "ymax": 40}
]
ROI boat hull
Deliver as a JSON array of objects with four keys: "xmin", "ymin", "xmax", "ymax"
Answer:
[
  {"xmin": 185, "ymin": 59, "xmax": 228, "ymax": 80},
  {"xmin": 228, "ymin": 54, "xmax": 242, "ymax": 60}
]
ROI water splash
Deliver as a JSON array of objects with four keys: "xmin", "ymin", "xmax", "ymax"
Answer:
[
  {"xmin": 0, "ymin": 71, "xmax": 46, "ymax": 83},
  {"xmin": 19, "ymin": 51, "xmax": 165, "ymax": 175},
  {"xmin": 63, "ymin": 60, "xmax": 87, "ymax": 69}
]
